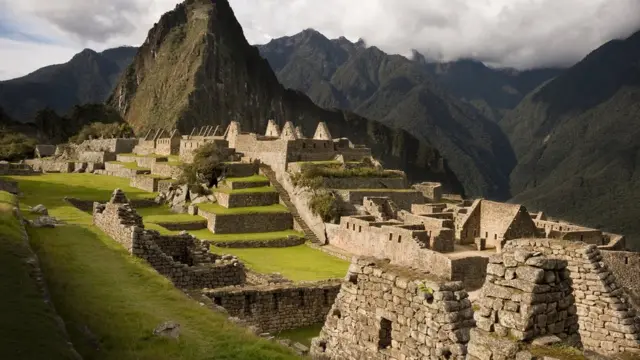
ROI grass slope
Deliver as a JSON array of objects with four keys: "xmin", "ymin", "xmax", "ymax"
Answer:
[
  {"xmin": 198, "ymin": 203, "xmax": 289, "ymax": 215},
  {"xmin": 3, "ymin": 174, "xmax": 298, "ymax": 360},
  {"xmin": 210, "ymin": 245, "xmax": 348, "ymax": 282},
  {"xmin": 0, "ymin": 192, "xmax": 78, "ymax": 360}
]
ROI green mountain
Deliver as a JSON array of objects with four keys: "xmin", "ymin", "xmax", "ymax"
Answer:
[
  {"xmin": 258, "ymin": 29, "xmax": 518, "ymax": 199},
  {"xmin": 0, "ymin": 47, "xmax": 137, "ymax": 122},
  {"xmin": 418, "ymin": 57, "xmax": 562, "ymax": 121},
  {"xmin": 501, "ymin": 30, "xmax": 640, "ymax": 247},
  {"xmin": 107, "ymin": 0, "xmax": 461, "ymax": 190}
]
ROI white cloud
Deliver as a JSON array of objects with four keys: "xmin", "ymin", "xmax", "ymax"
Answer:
[
  {"xmin": 0, "ymin": 38, "xmax": 79, "ymax": 80},
  {"xmin": 0, "ymin": 0, "xmax": 639, "ymax": 79}
]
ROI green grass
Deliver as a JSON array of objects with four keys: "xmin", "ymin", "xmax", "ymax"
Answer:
[
  {"xmin": 107, "ymin": 161, "xmax": 149, "ymax": 171},
  {"xmin": 214, "ymin": 186, "xmax": 277, "ymax": 194},
  {"xmin": 0, "ymin": 193, "xmax": 78, "ymax": 359},
  {"xmin": 2, "ymin": 173, "xmax": 299, "ymax": 359},
  {"xmin": 276, "ymin": 324, "xmax": 323, "ymax": 347},
  {"xmin": 210, "ymin": 245, "xmax": 349, "ymax": 281},
  {"xmin": 198, "ymin": 203, "xmax": 289, "ymax": 215},
  {"xmin": 224, "ymin": 175, "xmax": 269, "ymax": 183},
  {"xmin": 191, "ymin": 229, "xmax": 304, "ymax": 242},
  {"xmin": 138, "ymin": 206, "xmax": 204, "ymax": 224},
  {"xmin": 529, "ymin": 344, "xmax": 586, "ymax": 360},
  {"xmin": 348, "ymin": 189, "xmax": 417, "ymax": 192}
]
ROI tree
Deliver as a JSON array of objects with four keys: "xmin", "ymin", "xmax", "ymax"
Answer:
[{"xmin": 177, "ymin": 142, "xmax": 224, "ymax": 188}]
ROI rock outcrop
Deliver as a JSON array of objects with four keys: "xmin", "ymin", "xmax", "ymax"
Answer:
[{"xmin": 108, "ymin": 0, "xmax": 462, "ymax": 189}]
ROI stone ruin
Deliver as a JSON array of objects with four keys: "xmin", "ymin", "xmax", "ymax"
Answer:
[
  {"xmin": 311, "ymin": 257, "xmax": 475, "ymax": 360},
  {"xmin": 93, "ymin": 189, "xmax": 245, "ymax": 289}
]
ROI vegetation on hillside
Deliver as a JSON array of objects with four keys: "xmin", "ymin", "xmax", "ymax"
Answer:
[
  {"xmin": 0, "ymin": 125, "xmax": 36, "ymax": 161},
  {"xmin": 35, "ymin": 104, "xmax": 125, "ymax": 144},
  {"xmin": 69, "ymin": 122, "xmax": 135, "ymax": 144},
  {"xmin": 291, "ymin": 162, "xmax": 402, "ymax": 189}
]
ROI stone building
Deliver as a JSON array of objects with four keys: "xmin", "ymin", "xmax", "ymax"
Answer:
[
  {"xmin": 34, "ymin": 144, "xmax": 56, "ymax": 158},
  {"xmin": 453, "ymin": 199, "xmax": 539, "ymax": 251},
  {"xmin": 311, "ymin": 257, "xmax": 475, "ymax": 360}
]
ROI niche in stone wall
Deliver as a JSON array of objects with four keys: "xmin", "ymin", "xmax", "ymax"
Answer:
[
  {"xmin": 244, "ymin": 294, "xmax": 253, "ymax": 316},
  {"xmin": 273, "ymin": 293, "xmax": 279, "ymax": 311},
  {"xmin": 378, "ymin": 318, "xmax": 392, "ymax": 350},
  {"xmin": 348, "ymin": 273, "xmax": 358, "ymax": 285},
  {"xmin": 323, "ymin": 289, "xmax": 329, "ymax": 305},
  {"xmin": 214, "ymin": 296, "xmax": 222, "ymax": 306},
  {"xmin": 298, "ymin": 290, "xmax": 305, "ymax": 306}
]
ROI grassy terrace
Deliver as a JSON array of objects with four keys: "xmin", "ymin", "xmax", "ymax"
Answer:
[
  {"xmin": 106, "ymin": 161, "xmax": 149, "ymax": 171},
  {"xmin": 118, "ymin": 153, "xmax": 180, "ymax": 162},
  {"xmin": 2, "ymin": 174, "xmax": 298, "ymax": 359},
  {"xmin": 0, "ymin": 191, "xmax": 79, "ymax": 359},
  {"xmin": 214, "ymin": 186, "xmax": 277, "ymax": 194},
  {"xmin": 210, "ymin": 245, "xmax": 349, "ymax": 282},
  {"xmin": 224, "ymin": 175, "xmax": 269, "ymax": 183},
  {"xmin": 198, "ymin": 203, "xmax": 289, "ymax": 215},
  {"xmin": 276, "ymin": 324, "xmax": 324, "ymax": 347},
  {"xmin": 138, "ymin": 205, "xmax": 203, "ymax": 224}
]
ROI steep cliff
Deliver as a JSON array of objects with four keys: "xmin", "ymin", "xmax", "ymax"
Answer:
[{"xmin": 108, "ymin": 0, "xmax": 462, "ymax": 191}]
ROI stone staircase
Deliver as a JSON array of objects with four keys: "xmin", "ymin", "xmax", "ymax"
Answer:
[{"xmin": 259, "ymin": 164, "xmax": 323, "ymax": 245}]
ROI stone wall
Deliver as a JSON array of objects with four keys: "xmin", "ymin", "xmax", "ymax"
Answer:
[
  {"xmin": 328, "ymin": 216, "xmax": 488, "ymax": 289},
  {"xmin": 214, "ymin": 236, "xmax": 306, "ymax": 249},
  {"xmin": 502, "ymin": 239, "xmax": 640, "ymax": 356},
  {"xmin": 25, "ymin": 159, "xmax": 74, "ymax": 173},
  {"xmin": 0, "ymin": 179, "xmax": 19, "ymax": 194},
  {"xmin": 334, "ymin": 189, "xmax": 424, "ymax": 211},
  {"xmin": 311, "ymin": 257, "xmax": 474, "ymax": 360},
  {"xmin": 0, "ymin": 162, "xmax": 37, "ymax": 175},
  {"xmin": 413, "ymin": 182, "xmax": 443, "ymax": 202},
  {"xmin": 601, "ymin": 250, "xmax": 640, "ymax": 307},
  {"xmin": 93, "ymin": 190, "xmax": 245, "ymax": 289},
  {"xmin": 152, "ymin": 162, "xmax": 182, "ymax": 179},
  {"xmin": 35, "ymin": 145, "xmax": 56, "ymax": 158},
  {"xmin": 214, "ymin": 191, "xmax": 279, "ymax": 208},
  {"xmin": 78, "ymin": 151, "xmax": 116, "ymax": 164},
  {"xmin": 199, "ymin": 209, "xmax": 293, "ymax": 234},
  {"xmin": 204, "ymin": 280, "xmax": 341, "ymax": 333},
  {"xmin": 319, "ymin": 177, "xmax": 407, "ymax": 189},
  {"xmin": 102, "ymin": 162, "xmax": 149, "ymax": 178},
  {"xmin": 130, "ymin": 175, "xmax": 167, "ymax": 192},
  {"xmin": 80, "ymin": 138, "xmax": 138, "ymax": 153}
]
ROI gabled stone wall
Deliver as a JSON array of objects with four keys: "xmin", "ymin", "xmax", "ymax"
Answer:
[
  {"xmin": 92, "ymin": 189, "xmax": 245, "ymax": 289},
  {"xmin": 502, "ymin": 239, "xmax": 640, "ymax": 356},
  {"xmin": 311, "ymin": 257, "xmax": 474, "ymax": 360},
  {"xmin": 204, "ymin": 280, "xmax": 341, "ymax": 333}
]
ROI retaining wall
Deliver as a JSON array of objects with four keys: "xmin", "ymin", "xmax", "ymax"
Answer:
[
  {"xmin": 199, "ymin": 209, "xmax": 293, "ymax": 234},
  {"xmin": 214, "ymin": 191, "xmax": 279, "ymax": 208}
]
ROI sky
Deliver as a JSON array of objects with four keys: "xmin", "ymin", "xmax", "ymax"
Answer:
[{"xmin": 0, "ymin": 0, "xmax": 639, "ymax": 80}]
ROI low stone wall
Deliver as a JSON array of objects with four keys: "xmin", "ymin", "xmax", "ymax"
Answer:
[
  {"xmin": 321, "ymin": 177, "xmax": 407, "ymax": 189},
  {"xmin": 130, "ymin": 175, "xmax": 171, "ymax": 192},
  {"xmin": 199, "ymin": 209, "xmax": 293, "ymax": 234},
  {"xmin": 25, "ymin": 159, "xmax": 74, "ymax": 173},
  {"xmin": 115, "ymin": 154, "xmax": 138, "ymax": 163},
  {"xmin": 214, "ymin": 191, "xmax": 279, "ymax": 208},
  {"xmin": 224, "ymin": 180, "xmax": 271, "ymax": 190},
  {"xmin": 203, "ymin": 280, "xmax": 341, "ymax": 333},
  {"xmin": 152, "ymin": 162, "xmax": 182, "ymax": 179},
  {"xmin": 225, "ymin": 162, "xmax": 259, "ymax": 177},
  {"xmin": 214, "ymin": 236, "xmax": 305, "ymax": 248},
  {"xmin": 93, "ymin": 190, "xmax": 245, "ymax": 289},
  {"xmin": 311, "ymin": 257, "xmax": 474, "ymax": 359},
  {"xmin": 65, "ymin": 197, "xmax": 156, "ymax": 212},
  {"xmin": 78, "ymin": 151, "xmax": 116, "ymax": 164},
  {"xmin": 0, "ymin": 162, "xmax": 37, "ymax": 175},
  {"xmin": 80, "ymin": 138, "xmax": 138, "ymax": 153},
  {"xmin": 503, "ymin": 239, "xmax": 640, "ymax": 356},
  {"xmin": 102, "ymin": 163, "xmax": 150, "ymax": 178},
  {"xmin": 334, "ymin": 189, "xmax": 424, "ymax": 211},
  {"xmin": 135, "ymin": 156, "xmax": 164, "ymax": 169}
]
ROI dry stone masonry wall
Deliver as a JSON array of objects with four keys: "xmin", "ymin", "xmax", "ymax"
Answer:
[
  {"xmin": 204, "ymin": 281, "xmax": 341, "ymax": 333},
  {"xmin": 502, "ymin": 239, "xmax": 640, "ymax": 356},
  {"xmin": 311, "ymin": 257, "xmax": 474, "ymax": 360},
  {"xmin": 93, "ymin": 189, "xmax": 245, "ymax": 289}
]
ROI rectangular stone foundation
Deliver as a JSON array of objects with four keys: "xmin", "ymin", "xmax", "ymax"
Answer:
[{"xmin": 199, "ymin": 210, "xmax": 293, "ymax": 234}]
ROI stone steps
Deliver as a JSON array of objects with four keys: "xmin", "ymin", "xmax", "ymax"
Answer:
[{"xmin": 259, "ymin": 164, "xmax": 323, "ymax": 245}]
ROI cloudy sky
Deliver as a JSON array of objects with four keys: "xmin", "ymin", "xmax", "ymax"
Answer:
[{"xmin": 0, "ymin": 0, "xmax": 639, "ymax": 80}]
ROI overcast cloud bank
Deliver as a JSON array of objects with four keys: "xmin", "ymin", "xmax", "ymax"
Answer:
[{"xmin": 1, "ymin": 0, "xmax": 639, "ymax": 79}]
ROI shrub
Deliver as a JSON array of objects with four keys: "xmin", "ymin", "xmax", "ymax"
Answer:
[
  {"xmin": 69, "ymin": 122, "xmax": 135, "ymax": 144},
  {"xmin": 309, "ymin": 190, "xmax": 339, "ymax": 223},
  {"xmin": 0, "ymin": 127, "xmax": 36, "ymax": 161},
  {"xmin": 178, "ymin": 142, "xmax": 223, "ymax": 186}
]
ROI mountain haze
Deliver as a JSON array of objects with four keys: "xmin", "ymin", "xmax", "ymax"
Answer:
[
  {"xmin": 502, "ymin": 30, "xmax": 640, "ymax": 247},
  {"xmin": 0, "ymin": 47, "xmax": 137, "ymax": 122},
  {"xmin": 108, "ymin": 0, "xmax": 461, "ymax": 190},
  {"xmin": 258, "ymin": 29, "xmax": 518, "ymax": 199}
]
